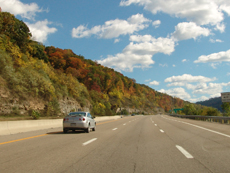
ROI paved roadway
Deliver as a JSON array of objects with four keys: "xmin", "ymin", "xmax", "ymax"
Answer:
[{"xmin": 1, "ymin": 115, "xmax": 230, "ymax": 173}]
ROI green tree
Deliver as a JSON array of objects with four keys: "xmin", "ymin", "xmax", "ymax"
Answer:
[
  {"xmin": 0, "ymin": 12, "xmax": 31, "ymax": 52},
  {"xmin": 29, "ymin": 41, "xmax": 49, "ymax": 62},
  {"xmin": 182, "ymin": 104, "xmax": 197, "ymax": 115},
  {"xmin": 221, "ymin": 102, "xmax": 230, "ymax": 116},
  {"xmin": 206, "ymin": 107, "xmax": 220, "ymax": 116}
]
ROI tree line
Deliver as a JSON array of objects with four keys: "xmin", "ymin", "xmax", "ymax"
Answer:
[{"xmin": 1, "ymin": 11, "xmax": 227, "ymax": 117}]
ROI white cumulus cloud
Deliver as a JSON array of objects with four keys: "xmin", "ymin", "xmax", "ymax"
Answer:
[
  {"xmin": 114, "ymin": 39, "xmax": 120, "ymax": 43},
  {"xmin": 0, "ymin": 0, "xmax": 43, "ymax": 20},
  {"xmin": 214, "ymin": 22, "xmax": 226, "ymax": 33},
  {"xmin": 209, "ymin": 39, "xmax": 223, "ymax": 43},
  {"xmin": 191, "ymin": 82, "xmax": 229, "ymax": 97},
  {"xmin": 120, "ymin": 0, "xmax": 227, "ymax": 28},
  {"xmin": 219, "ymin": 3, "xmax": 230, "ymax": 15},
  {"xmin": 26, "ymin": 20, "xmax": 57, "ymax": 43},
  {"xmin": 72, "ymin": 14, "xmax": 151, "ymax": 39},
  {"xmin": 152, "ymin": 20, "xmax": 161, "ymax": 28},
  {"xmin": 165, "ymin": 74, "xmax": 217, "ymax": 83},
  {"xmin": 149, "ymin": 80, "xmax": 160, "ymax": 85},
  {"xmin": 159, "ymin": 87, "xmax": 191, "ymax": 100},
  {"xmin": 194, "ymin": 49, "xmax": 230, "ymax": 63},
  {"xmin": 172, "ymin": 22, "xmax": 210, "ymax": 41},
  {"xmin": 98, "ymin": 35, "xmax": 175, "ymax": 72}
]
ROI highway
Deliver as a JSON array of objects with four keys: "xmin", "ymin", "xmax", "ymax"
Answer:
[{"xmin": 1, "ymin": 115, "xmax": 230, "ymax": 173}]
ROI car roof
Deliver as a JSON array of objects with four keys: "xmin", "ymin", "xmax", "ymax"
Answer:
[{"xmin": 68, "ymin": 111, "xmax": 89, "ymax": 114}]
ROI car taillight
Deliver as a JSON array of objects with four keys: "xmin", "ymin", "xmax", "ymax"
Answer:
[
  {"xmin": 79, "ymin": 118, "xmax": 85, "ymax": 121},
  {"xmin": 64, "ymin": 118, "xmax": 69, "ymax": 121}
]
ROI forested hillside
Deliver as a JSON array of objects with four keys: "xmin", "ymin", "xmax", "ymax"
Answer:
[
  {"xmin": 0, "ymin": 11, "xmax": 198, "ymax": 117},
  {"xmin": 196, "ymin": 97, "xmax": 222, "ymax": 111}
]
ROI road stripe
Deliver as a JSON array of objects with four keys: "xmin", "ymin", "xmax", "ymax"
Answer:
[
  {"xmin": 112, "ymin": 128, "xmax": 118, "ymax": 131},
  {"xmin": 182, "ymin": 122, "xmax": 230, "ymax": 138},
  {"xmin": 155, "ymin": 124, "xmax": 157, "ymax": 126},
  {"xmin": 162, "ymin": 116, "xmax": 230, "ymax": 139},
  {"xmin": 176, "ymin": 145, "xmax": 193, "ymax": 159},
  {"xmin": 82, "ymin": 138, "xmax": 97, "ymax": 146},
  {"xmin": 0, "ymin": 134, "xmax": 48, "ymax": 145},
  {"xmin": 160, "ymin": 129, "xmax": 164, "ymax": 133},
  {"xmin": 123, "ymin": 123, "xmax": 126, "ymax": 125},
  {"xmin": 97, "ymin": 119, "xmax": 120, "ymax": 125}
]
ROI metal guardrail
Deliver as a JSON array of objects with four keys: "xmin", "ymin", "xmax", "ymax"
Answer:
[{"xmin": 169, "ymin": 114, "xmax": 230, "ymax": 124}]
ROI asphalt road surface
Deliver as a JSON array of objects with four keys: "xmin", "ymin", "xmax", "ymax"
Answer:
[{"xmin": 1, "ymin": 115, "xmax": 230, "ymax": 173}]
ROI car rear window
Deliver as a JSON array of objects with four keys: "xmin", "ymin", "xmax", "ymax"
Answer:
[{"xmin": 68, "ymin": 112, "xmax": 86, "ymax": 116}]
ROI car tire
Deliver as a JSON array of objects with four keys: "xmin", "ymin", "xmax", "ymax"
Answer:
[
  {"xmin": 92, "ymin": 125, "xmax": 96, "ymax": 131},
  {"xmin": 63, "ymin": 129, "xmax": 68, "ymax": 133},
  {"xmin": 86, "ymin": 125, "xmax": 90, "ymax": 133}
]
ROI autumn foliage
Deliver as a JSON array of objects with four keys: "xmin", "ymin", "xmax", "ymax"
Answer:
[
  {"xmin": 42, "ymin": 46, "xmax": 186, "ymax": 115},
  {"xmin": 0, "ymin": 12, "xmax": 186, "ymax": 116}
]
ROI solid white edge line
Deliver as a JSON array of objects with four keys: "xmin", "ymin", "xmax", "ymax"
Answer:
[
  {"xmin": 181, "ymin": 121, "xmax": 230, "ymax": 138},
  {"xmin": 176, "ymin": 145, "xmax": 194, "ymax": 159},
  {"xmin": 82, "ymin": 138, "xmax": 97, "ymax": 146},
  {"xmin": 112, "ymin": 128, "xmax": 118, "ymax": 130},
  {"xmin": 162, "ymin": 116, "xmax": 230, "ymax": 139}
]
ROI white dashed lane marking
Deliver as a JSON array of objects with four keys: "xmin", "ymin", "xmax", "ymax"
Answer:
[
  {"xmin": 82, "ymin": 138, "xmax": 97, "ymax": 146},
  {"xmin": 176, "ymin": 145, "xmax": 194, "ymax": 159}
]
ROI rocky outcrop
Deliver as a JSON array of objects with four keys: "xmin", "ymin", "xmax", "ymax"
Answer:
[
  {"xmin": 59, "ymin": 97, "xmax": 91, "ymax": 115},
  {"xmin": 0, "ymin": 94, "xmax": 91, "ymax": 116},
  {"xmin": 0, "ymin": 79, "xmax": 91, "ymax": 116},
  {"xmin": 116, "ymin": 106, "xmax": 162, "ymax": 115}
]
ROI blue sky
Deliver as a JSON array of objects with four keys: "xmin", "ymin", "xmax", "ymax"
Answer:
[{"xmin": 1, "ymin": 0, "xmax": 230, "ymax": 103}]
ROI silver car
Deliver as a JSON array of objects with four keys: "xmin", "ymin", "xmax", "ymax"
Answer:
[{"xmin": 63, "ymin": 111, "xmax": 96, "ymax": 133}]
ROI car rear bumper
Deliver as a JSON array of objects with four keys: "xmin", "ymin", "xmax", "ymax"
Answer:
[{"xmin": 63, "ymin": 122, "xmax": 88, "ymax": 130}]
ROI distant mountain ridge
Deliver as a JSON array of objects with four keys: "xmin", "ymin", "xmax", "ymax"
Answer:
[{"xmin": 196, "ymin": 97, "xmax": 222, "ymax": 111}]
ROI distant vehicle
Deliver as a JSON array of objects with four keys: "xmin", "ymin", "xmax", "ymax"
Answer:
[
  {"xmin": 63, "ymin": 111, "xmax": 96, "ymax": 133},
  {"xmin": 131, "ymin": 113, "xmax": 135, "ymax": 116}
]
